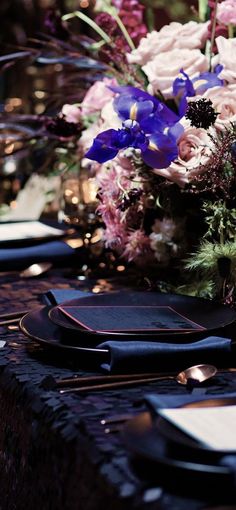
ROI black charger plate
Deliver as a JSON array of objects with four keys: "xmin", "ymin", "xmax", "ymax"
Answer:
[
  {"xmin": 20, "ymin": 306, "xmax": 110, "ymax": 363},
  {"xmin": 122, "ymin": 412, "xmax": 235, "ymax": 494},
  {"xmin": 49, "ymin": 290, "xmax": 236, "ymax": 340}
]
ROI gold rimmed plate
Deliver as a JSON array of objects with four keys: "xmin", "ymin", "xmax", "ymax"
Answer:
[
  {"xmin": 19, "ymin": 306, "xmax": 110, "ymax": 363},
  {"xmin": 48, "ymin": 290, "xmax": 236, "ymax": 341}
]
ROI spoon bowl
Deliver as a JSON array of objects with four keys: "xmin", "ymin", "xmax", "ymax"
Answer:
[
  {"xmin": 176, "ymin": 364, "xmax": 217, "ymax": 385},
  {"xmin": 19, "ymin": 262, "xmax": 52, "ymax": 278}
]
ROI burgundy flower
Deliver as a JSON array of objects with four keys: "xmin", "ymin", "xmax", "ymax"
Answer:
[
  {"xmin": 94, "ymin": 13, "xmax": 117, "ymax": 38},
  {"xmin": 44, "ymin": 9, "xmax": 69, "ymax": 40},
  {"xmin": 46, "ymin": 116, "xmax": 81, "ymax": 138},
  {"xmin": 113, "ymin": 0, "xmax": 148, "ymax": 45}
]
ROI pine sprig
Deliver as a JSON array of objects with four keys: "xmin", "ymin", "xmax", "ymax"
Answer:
[{"xmin": 185, "ymin": 241, "xmax": 236, "ymax": 278}]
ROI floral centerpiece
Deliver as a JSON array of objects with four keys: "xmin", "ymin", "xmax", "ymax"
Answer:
[
  {"xmin": 1, "ymin": 0, "xmax": 236, "ymax": 304},
  {"xmin": 70, "ymin": 0, "xmax": 236, "ymax": 305}
]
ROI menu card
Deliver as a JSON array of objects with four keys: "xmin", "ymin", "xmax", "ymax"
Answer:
[
  {"xmin": 159, "ymin": 405, "xmax": 236, "ymax": 451},
  {"xmin": 58, "ymin": 305, "xmax": 205, "ymax": 333},
  {"xmin": 0, "ymin": 221, "xmax": 64, "ymax": 242}
]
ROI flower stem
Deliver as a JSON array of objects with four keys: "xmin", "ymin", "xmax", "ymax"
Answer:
[
  {"xmin": 145, "ymin": 7, "xmax": 155, "ymax": 31},
  {"xmin": 62, "ymin": 11, "xmax": 112, "ymax": 45},
  {"xmin": 198, "ymin": 0, "xmax": 208, "ymax": 21},
  {"xmin": 111, "ymin": 11, "xmax": 135, "ymax": 51},
  {"xmin": 228, "ymin": 23, "xmax": 234, "ymax": 38},
  {"xmin": 209, "ymin": 0, "xmax": 219, "ymax": 70}
]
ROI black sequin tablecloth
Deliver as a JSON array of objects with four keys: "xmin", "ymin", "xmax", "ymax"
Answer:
[{"xmin": 1, "ymin": 269, "xmax": 236, "ymax": 510}]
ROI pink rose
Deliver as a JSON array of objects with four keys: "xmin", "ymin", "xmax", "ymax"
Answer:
[
  {"xmin": 201, "ymin": 84, "xmax": 236, "ymax": 129},
  {"xmin": 127, "ymin": 21, "xmax": 210, "ymax": 66},
  {"xmin": 61, "ymin": 104, "xmax": 81, "ymax": 123},
  {"xmin": 217, "ymin": 0, "xmax": 236, "ymax": 25},
  {"xmin": 214, "ymin": 36, "xmax": 236, "ymax": 84},
  {"xmin": 81, "ymin": 77, "xmax": 117, "ymax": 115},
  {"xmin": 152, "ymin": 122, "xmax": 214, "ymax": 187},
  {"xmin": 143, "ymin": 48, "xmax": 208, "ymax": 98}
]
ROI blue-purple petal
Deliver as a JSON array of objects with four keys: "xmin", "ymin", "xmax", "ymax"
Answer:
[
  {"xmin": 172, "ymin": 70, "xmax": 195, "ymax": 116},
  {"xmin": 85, "ymin": 129, "xmax": 120, "ymax": 163},
  {"xmin": 142, "ymin": 133, "xmax": 178, "ymax": 169},
  {"xmin": 112, "ymin": 86, "xmax": 179, "ymax": 124},
  {"xmin": 192, "ymin": 71, "xmax": 224, "ymax": 94},
  {"xmin": 113, "ymin": 95, "xmax": 154, "ymax": 122}
]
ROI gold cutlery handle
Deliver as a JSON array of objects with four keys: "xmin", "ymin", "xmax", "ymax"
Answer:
[
  {"xmin": 55, "ymin": 372, "xmax": 172, "ymax": 387},
  {"xmin": 59, "ymin": 376, "xmax": 173, "ymax": 394}
]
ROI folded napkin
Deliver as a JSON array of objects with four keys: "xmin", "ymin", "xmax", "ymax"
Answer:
[
  {"xmin": 0, "ymin": 241, "xmax": 75, "ymax": 270},
  {"xmin": 145, "ymin": 390, "xmax": 236, "ymax": 413},
  {"xmin": 43, "ymin": 288, "xmax": 93, "ymax": 306},
  {"xmin": 98, "ymin": 336, "xmax": 231, "ymax": 373}
]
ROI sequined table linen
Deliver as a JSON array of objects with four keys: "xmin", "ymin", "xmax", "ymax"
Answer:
[{"xmin": 0, "ymin": 271, "xmax": 236, "ymax": 510}]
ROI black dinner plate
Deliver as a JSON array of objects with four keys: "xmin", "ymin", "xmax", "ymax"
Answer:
[
  {"xmin": 49, "ymin": 290, "xmax": 236, "ymax": 340},
  {"xmin": 122, "ymin": 412, "xmax": 235, "ymax": 494},
  {"xmin": 19, "ymin": 306, "xmax": 110, "ymax": 363},
  {"xmin": 157, "ymin": 397, "xmax": 236, "ymax": 459}
]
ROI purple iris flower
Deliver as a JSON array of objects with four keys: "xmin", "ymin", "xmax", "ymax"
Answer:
[
  {"xmin": 112, "ymin": 86, "xmax": 179, "ymax": 125},
  {"xmin": 86, "ymin": 122, "xmax": 148, "ymax": 164},
  {"xmin": 173, "ymin": 67, "xmax": 224, "ymax": 116},
  {"xmin": 192, "ymin": 66, "xmax": 224, "ymax": 94},
  {"xmin": 85, "ymin": 86, "xmax": 182, "ymax": 169}
]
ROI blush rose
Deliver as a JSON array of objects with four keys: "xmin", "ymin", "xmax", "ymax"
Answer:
[
  {"xmin": 143, "ymin": 48, "xmax": 208, "ymax": 98},
  {"xmin": 81, "ymin": 77, "xmax": 117, "ymax": 115},
  {"xmin": 127, "ymin": 21, "xmax": 210, "ymax": 66},
  {"xmin": 152, "ymin": 122, "xmax": 215, "ymax": 187}
]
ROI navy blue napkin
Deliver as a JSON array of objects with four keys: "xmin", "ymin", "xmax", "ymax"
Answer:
[
  {"xmin": 43, "ymin": 288, "xmax": 93, "ymax": 306},
  {"xmin": 98, "ymin": 336, "xmax": 231, "ymax": 372},
  {"xmin": 0, "ymin": 241, "xmax": 75, "ymax": 270}
]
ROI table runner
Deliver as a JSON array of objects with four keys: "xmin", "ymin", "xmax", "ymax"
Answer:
[{"xmin": 0, "ymin": 269, "xmax": 236, "ymax": 510}]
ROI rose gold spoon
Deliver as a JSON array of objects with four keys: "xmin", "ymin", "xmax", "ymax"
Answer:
[{"xmin": 59, "ymin": 364, "xmax": 218, "ymax": 394}]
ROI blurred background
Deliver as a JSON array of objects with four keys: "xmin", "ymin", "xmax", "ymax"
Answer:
[{"xmin": 0, "ymin": 0, "xmax": 198, "ymax": 221}]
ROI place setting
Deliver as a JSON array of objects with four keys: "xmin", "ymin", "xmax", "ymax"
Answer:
[
  {"xmin": 0, "ymin": 220, "xmax": 81, "ymax": 272},
  {"xmin": 18, "ymin": 289, "xmax": 236, "ymax": 371},
  {"xmin": 15, "ymin": 286, "xmax": 236, "ymax": 409},
  {"xmin": 121, "ymin": 396, "xmax": 236, "ymax": 498}
]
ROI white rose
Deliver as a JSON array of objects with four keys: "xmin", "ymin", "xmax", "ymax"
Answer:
[
  {"xmin": 142, "ymin": 48, "xmax": 208, "ymax": 98},
  {"xmin": 127, "ymin": 21, "xmax": 209, "ymax": 66},
  {"xmin": 215, "ymin": 36, "xmax": 236, "ymax": 84}
]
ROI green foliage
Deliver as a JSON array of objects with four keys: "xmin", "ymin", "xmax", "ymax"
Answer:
[
  {"xmin": 176, "ymin": 279, "xmax": 215, "ymax": 299},
  {"xmin": 202, "ymin": 200, "xmax": 236, "ymax": 243},
  {"xmin": 185, "ymin": 241, "xmax": 236, "ymax": 279}
]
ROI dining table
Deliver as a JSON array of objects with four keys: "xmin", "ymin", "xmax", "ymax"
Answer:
[{"xmin": 1, "ymin": 264, "xmax": 236, "ymax": 510}]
